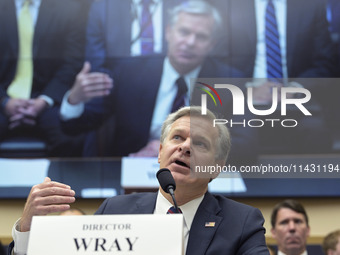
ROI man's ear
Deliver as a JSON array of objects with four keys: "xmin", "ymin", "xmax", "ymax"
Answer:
[
  {"xmin": 158, "ymin": 143, "xmax": 163, "ymax": 164},
  {"xmin": 271, "ymin": 227, "xmax": 276, "ymax": 239},
  {"xmin": 306, "ymin": 225, "xmax": 311, "ymax": 238}
]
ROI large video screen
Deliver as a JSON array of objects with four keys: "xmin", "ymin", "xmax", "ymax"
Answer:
[{"xmin": 0, "ymin": 0, "xmax": 339, "ymax": 198}]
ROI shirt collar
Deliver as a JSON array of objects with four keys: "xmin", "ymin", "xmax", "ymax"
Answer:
[
  {"xmin": 163, "ymin": 57, "xmax": 201, "ymax": 92},
  {"xmin": 260, "ymin": 0, "xmax": 285, "ymax": 2},
  {"xmin": 154, "ymin": 190, "xmax": 204, "ymax": 231},
  {"xmin": 278, "ymin": 250, "xmax": 307, "ymax": 255},
  {"xmin": 133, "ymin": 0, "xmax": 161, "ymax": 5},
  {"xmin": 16, "ymin": 0, "xmax": 40, "ymax": 8}
]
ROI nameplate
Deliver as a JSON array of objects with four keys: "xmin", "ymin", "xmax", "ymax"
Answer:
[
  {"xmin": 121, "ymin": 157, "xmax": 160, "ymax": 188},
  {"xmin": 27, "ymin": 214, "xmax": 183, "ymax": 255}
]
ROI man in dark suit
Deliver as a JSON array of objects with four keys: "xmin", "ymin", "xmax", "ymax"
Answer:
[
  {"xmin": 8, "ymin": 106, "xmax": 269, "ymax": 255},
  {"xmin": 219, "ymin": 0, "xmax": 336, "ymax": 79},
  {"xmin": 86, "ymin": 0, "xmax": 183, "ymax": 72},
  {"xmin": 212, "ymin": 0, "xmax": 336, "ymax": 154},
  {"xmin": 270, "ymin": 200, "xmax": 311, "ymax": 255},
  {"xmin": 0, "ymin": 0, "xmax": 88, "ymax": 156},
  {"xmin": 60, "ymin": 0, "xmax": 258, "ymax": 163}
]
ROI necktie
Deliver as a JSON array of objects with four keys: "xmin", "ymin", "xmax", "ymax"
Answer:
[
  {"xmin": 171, "ymin": 77, "xmax": 188, "ymax": 113},
  {"xmin": 140, "ymin": 0, "xmax": 154, "ymax": 55},
  {"xmin": 167, "ymin": 206, "xmax": 182, "ymax": 214},
  {"xmin": 265, "ymin": 0, "xmax": 283, "ymax": 81},
  {"xmin": 8, "ymin": 0, "xmax": 34, "ymax": 99}
]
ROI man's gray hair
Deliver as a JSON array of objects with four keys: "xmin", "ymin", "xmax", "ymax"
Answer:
[
  {"xmin": 160, "ymin": 106, "xmax": 231, "ymax": 163},
  {"xmin": 168, "ymin": 0, "xmax": 222, "ymax": 39}
]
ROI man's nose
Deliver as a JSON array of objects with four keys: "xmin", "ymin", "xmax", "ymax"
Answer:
[
  {"xmin": 288, "ymin": 221, "xmax": 296, "ymax": 232},
  {"xmin": 185, "ymin": 34, "xmax": 196, "ymax": 46},
  {"xmin": 179, "ymin": 138, "xmax": 190, "ymax": 155}
]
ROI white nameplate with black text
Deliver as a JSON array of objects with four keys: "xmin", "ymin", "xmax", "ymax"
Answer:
[{"xmin": 27, "ymin": 214, "xmax": 183, "ymax": 255}]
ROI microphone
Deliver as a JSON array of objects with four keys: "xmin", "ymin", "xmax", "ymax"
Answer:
[{"xmin": 156, "ymin": 168, "xmax": 180, "ymax": 213}]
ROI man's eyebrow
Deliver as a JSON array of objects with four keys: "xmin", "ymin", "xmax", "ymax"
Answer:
[
  {"xmin": 169, "ymin": 127, "xmax": 187, "ymax": 136},
  {"xmin": 171, "ymin": 127, "xmax": 185, "ymax": 133},
  {"xmin": 191, "ymin": 134, "xmax": 211, "ymax": 145}
]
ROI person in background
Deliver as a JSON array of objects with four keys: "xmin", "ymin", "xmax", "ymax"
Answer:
[
  {"xmin": 323, "ymin": 230, "xmax": 340, "ymax": 255},
  {"xmin": 214, "ymin": 0, "xmax": 337, "ymax": 154},
  {"xmin": 60, "ymin": 0, "xmax": 258, "ymax": 164},
  {"xmin": 0, "ymin": 0, "xmax": 89, "ymax": 156},
  {"xmin": 271, "ymin": 199, "xmax": 311, "ymax": 255}
]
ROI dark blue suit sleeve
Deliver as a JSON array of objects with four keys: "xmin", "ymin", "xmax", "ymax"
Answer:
[
  {"xmin": 60, "ymin": 94, "xmax": 114, "ymax": 135},
  {"xmin": 7, "ymin": 241, "xmax": 14, "ymax": 255},
  {"xmin": 236, "ymin": 207, "xmax": 269, "ymax": 255}
]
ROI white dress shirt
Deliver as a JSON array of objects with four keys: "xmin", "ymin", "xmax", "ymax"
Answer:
[
  {"xmin": 12, "ymin": 219, "xmax": 29, "ymax": 255},
  {"xmin": 154, "ymin": 190, "xmax": 204, "ymax": 253},
  {"xmin": 15, "ymin": 0, "xmax": 41, "ymax": 25},
  {"xmin": 278, "ymin": 250, "xmax": 308, "ymax": 255}
]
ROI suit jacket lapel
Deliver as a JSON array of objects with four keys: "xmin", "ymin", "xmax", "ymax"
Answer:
[
  {"xmin": 243, "ymin": 0, "xmax": 257, "ymax": 50},
  {"xmin": 186, "ymin": 192, "xmax": 223, "ymax": 255},
  {"xmin": 107, "ymin": 0, "xmax": 131, "ymax": 56},
  {"xmin": 231, "ymin": 0, "xmax": 257, "ymax": 54},
  {"xmin": 2, "ymin": 0, "xmax": 19, "ymax": 55},
  {"xmin": 286, "ymin": 0, "xmax": 299, "ymax": 75},
  {"xmin": 134, "ymin": 193, "xmax": 158, "ymax": 213},
  {"xmin": 139, "ymin": 57, "xmax": 164, "ymax": 135},
  {"xmin": 33, "ymin": 0, "xmax": 56, "ymax": 57}
]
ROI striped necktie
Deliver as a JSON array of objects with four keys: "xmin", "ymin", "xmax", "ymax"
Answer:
[
  {"xmin": 265, "ymin": 0, "xmax": 283, "ymax": 81},
  {"xmin": 8, "ymin": 0, "xmax": 34, "ymax": 99},
  {"xmin": 167, "ymin": 206, "xmax": 182, "ymax": 214},
  {"xmin": 140, "ymin": 0, "xmax": 154, "ymax": 55},
  {"xmin": 171, "ymin": 77, "xmax": 187, "ymax": 113}
]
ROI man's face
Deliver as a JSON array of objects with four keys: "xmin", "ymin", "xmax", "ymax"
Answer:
[
  {"xmin": 271, "ymin": 208, "xmax": 310, "ymax": 255},
  {"xmin": 166, "ymin": 12, "xmax": 215, "ymax": 75},
  {"xmin": 158, "ymin": 115, "xmax": 222, "ymax": 192}
]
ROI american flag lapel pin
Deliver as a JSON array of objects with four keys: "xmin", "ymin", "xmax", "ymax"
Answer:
[{"xmin": 205, "ymin": 222, "xmax": 215, "ymax": 227}]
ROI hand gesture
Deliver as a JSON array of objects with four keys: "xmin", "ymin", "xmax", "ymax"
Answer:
[
  {"xmin": 68, "ymin": 62, "xmax": 113, "ymax": 105},
  {"xmin": 20, "ymin": 177, "xmax": 76, "ymax": 232}
]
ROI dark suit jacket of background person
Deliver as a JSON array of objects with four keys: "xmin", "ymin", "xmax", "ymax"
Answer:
[
  {"xmin": 216, "ymin": 0, "xmax": 337, "ymax": 99},
  {"xmin": 0, "ymin": 0, "xmax": 88, "ymax": 104},
  {"xmin": 95, "ymin": 192, "xmax": 270, "ymax": 255},
  {"xmin": 0, "ymin": 0, "xmax": 89, "ymax": 156},
  {"xmin": 86, "ymin": 0, "xmax": 183, "ymax": 72},
  {"xmin": 211, "ymin": 0, "xmax": 336, "ymax": 153},
  {"xmin": 61, "ymin": 56, "xmax": 259, "ymax": 164},
  {"xmin": 271, "ymin": 247, "xmax": 325, "ymax": 255}
]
